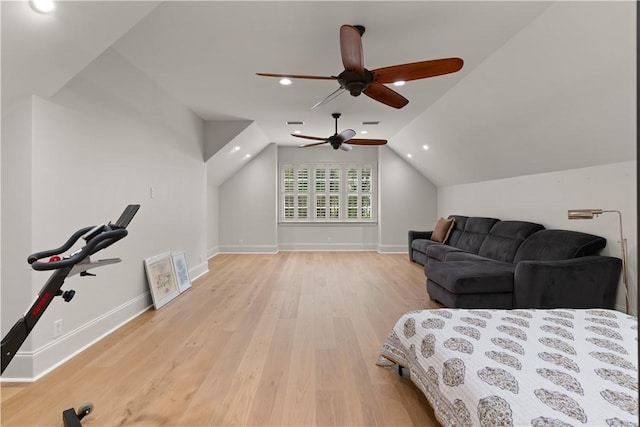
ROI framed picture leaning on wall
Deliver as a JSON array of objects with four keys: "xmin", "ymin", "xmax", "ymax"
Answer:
[
  {"xmin": 144, "ymin": 252, "xmax": 180, "ymax": 309},
  {"xmin": 171, "ymin": 251, "xmax": 192, "ymax": 293}
]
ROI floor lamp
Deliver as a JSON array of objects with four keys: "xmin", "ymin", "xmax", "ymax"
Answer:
[{"xmin": 567, "ymin": 209, "xmax": 630, "ymax": 314}]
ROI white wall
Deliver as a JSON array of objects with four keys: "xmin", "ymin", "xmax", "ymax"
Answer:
[
  {"xmin": 219, "ymin": 143, "xmax": 278, "ymax": 252},
  {"xmin": 378, "ymin": 146, "xmax": 438, "ymax": 252},
  {"xmin": 207, "ymin": 183, "xmax": 220, "ymax": 258},
  {"xmin": 213, "ymin": 144, "xmax": 438, "ymax": 253},
  {"xmin": 277, "ymin": 145, "xmax": 380, "ymax": 251},
  {"xmin": 438, "ymin": 161, "xmax": 637, "ymax": 315},
  {"xmin": 1, "ymin": 49, "xmax": 208, "ymax": 379},
  {"xmin": 1, "ymin": 99, "xmax": 36, "ymax": 376},
  {"xmin": 276, "ymin": 145, "xmax": 438, "ymax": 252}
]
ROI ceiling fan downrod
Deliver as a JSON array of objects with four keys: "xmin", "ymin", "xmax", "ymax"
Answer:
[{"xmin": 332, "ymin": 112, "xmax": 341, "ymax": 135}]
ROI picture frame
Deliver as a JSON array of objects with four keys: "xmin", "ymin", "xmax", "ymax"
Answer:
[
  {"xmin": 144, "ymin": 252, "xmax": 180, "ymax": 309},
  {"xmin": 171, "ymin": 251, "xmax": 192, "ymax": 293}
]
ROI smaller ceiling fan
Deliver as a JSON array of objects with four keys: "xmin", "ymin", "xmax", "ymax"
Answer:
[{"xmin": 294, "ymin": 113, "xmax": 387, "ymax": 151}]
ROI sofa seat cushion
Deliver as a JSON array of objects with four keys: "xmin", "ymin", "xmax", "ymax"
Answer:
[
  {"xmin": 425, "ymin": 261, "xmax": 516, "ymax": 294},
  {"xmin": 411, "ymin": 239, "xmax": 441, "ymax": 254},
  {"xmin": 427, "ymin": 280, "xmax": 514, "ymax": 309},
  {"xmin": 444, "ymin": 252, "xmax": 495, "ymax": 262},
  {"xmin": 426, "ymin": 244, "xmax": 468, "ymax": 262}
]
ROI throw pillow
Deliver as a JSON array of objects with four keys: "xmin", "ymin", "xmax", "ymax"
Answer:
[{"xmin": 431, "ymin": 217, "xmax": 455, "ymax": 243}]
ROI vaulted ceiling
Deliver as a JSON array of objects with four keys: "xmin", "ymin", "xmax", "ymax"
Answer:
[{"xmin": 2, "ymin": 1, "xmax": 635, "ymax": 186}]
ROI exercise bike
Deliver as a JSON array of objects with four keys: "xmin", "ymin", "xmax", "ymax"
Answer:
[{"xmin": 1, "ymin": 204, "xmax": 140, "ymax": 427}]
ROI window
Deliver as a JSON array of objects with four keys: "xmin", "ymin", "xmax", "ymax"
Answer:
[{"xmin": 280, "ymin": 163, "xmax": 376, "ymax": 223}]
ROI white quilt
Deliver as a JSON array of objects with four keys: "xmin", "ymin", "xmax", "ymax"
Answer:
[{"xmin": 378, "ymin": 308, "xmax": 638, "ymax": 427}]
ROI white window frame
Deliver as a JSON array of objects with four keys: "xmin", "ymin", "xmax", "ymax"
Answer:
[{"xmin": 279, "ymin": 163, "xmax": 377, "ymax": 223}]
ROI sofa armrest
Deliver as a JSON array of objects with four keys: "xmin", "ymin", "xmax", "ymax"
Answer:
[
  {"xmin": 409, "ymin": 230, "xmax": 433, "ymax": 241},
  {"xmin": 408, "ymin": 230, "xmax": 433, "ymax": 261},
  {"xmin": 513, "ymin": 256, "xmax": 622, "ymax": 309}
]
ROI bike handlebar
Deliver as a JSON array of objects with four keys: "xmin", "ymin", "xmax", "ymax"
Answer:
[
  {"xmin": 27, "ymin": 226, "xmax": 93, "ymax": 265},
  {"xmin": 28, "ymin": 226, "xmax": 128, "ymax": 271}
]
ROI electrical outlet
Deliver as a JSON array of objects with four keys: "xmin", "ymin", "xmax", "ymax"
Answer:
[{"xmin": 53, "ymin": 319, "xmax": 62, "ymax": 338}]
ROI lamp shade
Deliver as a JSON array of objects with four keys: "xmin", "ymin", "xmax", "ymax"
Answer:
[{"xmin": 568, "ymin": 209, "xmax": 604, "ymax": 219}]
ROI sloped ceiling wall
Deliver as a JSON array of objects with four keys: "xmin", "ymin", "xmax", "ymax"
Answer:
[
  {"xmin": 206, "ymin": 122, "xmax": 271, "ymax": 186},
  {"xmin": 1, "ymin": 1, "xmax": 160, "ymax": 109},
  {"xmin": 2, "ymin": 1, "xmax": 635, "ymax": 187},
  {"xmin": 392, "ymin": 1, "xmax": 635, "ymax": 186}
]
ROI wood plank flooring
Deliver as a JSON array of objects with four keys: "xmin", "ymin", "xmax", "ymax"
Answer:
[{"xmin": 1, "ymin": 251, "xmax": 443, "ymax": 426}]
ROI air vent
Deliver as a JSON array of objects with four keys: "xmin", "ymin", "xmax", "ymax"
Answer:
[
  {"xmin": 361, "ymin": 121, "xmax": 380, "ymax": 125},
  {"xmin": 286, "ymin": 121, "xmax": 304, "ymax": 125}
]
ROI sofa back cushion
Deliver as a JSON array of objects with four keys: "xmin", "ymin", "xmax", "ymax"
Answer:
[
  {"xmin": 446, "ymin": 215, "xmax": 468, "ymax": 247},
  {"xmin": 478, "ymin": 221, "xmax": 545, "ymax": 263},
  {"xmin": 513, "ymin": 229, "xmax": 607, "ymax": 262},
  {"xmin": 453, "ymin": 217, "xmax": 500, "ymax": 254}
]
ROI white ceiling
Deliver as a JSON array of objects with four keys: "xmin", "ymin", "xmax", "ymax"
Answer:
[{"xmin": 2, "ymin": 1, "xmax": 635, "ymax": 186}]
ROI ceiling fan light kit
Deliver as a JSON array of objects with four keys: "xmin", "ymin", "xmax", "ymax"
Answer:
[{"xmin": 257, "ymin": 24, "xmax": 464, "ymax": 109}]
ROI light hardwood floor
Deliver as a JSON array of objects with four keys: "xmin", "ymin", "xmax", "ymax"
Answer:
[{"xmin": 1, "ymin": 252, "xmax": 443, "ymax": 426}]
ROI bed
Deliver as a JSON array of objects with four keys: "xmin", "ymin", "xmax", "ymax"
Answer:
[{"xmin": 377, "ymin": 308, "xmax": 638, "ymax": 427}]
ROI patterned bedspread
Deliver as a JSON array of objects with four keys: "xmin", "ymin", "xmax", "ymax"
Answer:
[{"xmin": 378, "ymin": 308, "xmax": 638, "ymax": 427}]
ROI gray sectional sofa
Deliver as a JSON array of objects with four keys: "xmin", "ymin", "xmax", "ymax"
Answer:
[{"xmin": 408, "ymin": 215, "xmax": 622, "ymax": 309}]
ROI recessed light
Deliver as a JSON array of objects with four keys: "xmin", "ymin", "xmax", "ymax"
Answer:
[
  {"xmin": 293, "ymin": 130, "xmax": 302, "ymax": 134},
  {"xmin": 407, "ymin": 153, "xmax": 412, "ymax": 158},
  {"xmin": 279, "ymin": 78, "xmax": 292, "ymax": 86},
  {"xmin": 393, "ymin": 81, "xmax": 405, "ymax": 87},
  {"xmin": 244, "ymin": 154, "xmax": 251, "ymax": 159},
  {"xmin": 422, "ymin": 145, "xmax": 429, "ymax": 151},
  {"xmin": 360, "ymin": 130, "xmax": 368, "ymax": 134},
  {"xmin": 29, "ymin": 0, "xmax": 55, "ymax": 13}
]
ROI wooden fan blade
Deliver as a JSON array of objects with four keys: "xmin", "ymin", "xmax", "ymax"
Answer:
[
  {"xmin": 299, "ymin": 141, "xmax": 329, "ymax": 148},
  {"xmin": 340, "ymin": 25, "xmax": 364, "ymax": 75},
  {"xmin": 363, "ymin": 84, "xmax": 409, "ymax": 109},
  {"xmin": 336, "ymin": 129, "xmax": 356, "ymax": 142},
  {"xmin": 372, "ymin": 58, "xmax": 463, "ymax": 83},
  {"xmin": 348, "ymin": 138, "xmax": 387, "ymax": 146},
  {"xmin": 257, "ymin": 73, "xmax": 337, "ymax": 80},
  {"xmin": 291, "ymin": 134, "xmax": 328, "ymax": 141}
]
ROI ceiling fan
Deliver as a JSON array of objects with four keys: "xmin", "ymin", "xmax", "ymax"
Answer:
[
  {"xmin": 257, "ymin": 24, "xmax": 463, "ymax": 109},
  {"xmin": 294, "ymin": 113, "xmax": 387, "ymax": 151}
]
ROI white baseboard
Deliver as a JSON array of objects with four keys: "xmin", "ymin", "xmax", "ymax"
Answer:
[
  {"xmin": 219, "ymin": 245, "xmax": 278, "ymax": 253},
  {"xmin": 277, "ymin": 243, "xmax": 378, "ymax": 251},
  {"xmin": 190, "ymin": 261, "xmax": 209, "ymax": 281},
  {"xmin": 214, "ymin": 244, "xmax": 407, "ymax": 253},
  {"xmin": 1, "ymin": 294, "xmax": 151, "ymax": 382},
  {"xmin": 206, "ymin": 246, "xmax": 219, "ymax": 259},
  {"xmin": 377, "ymin": 244, "xmax": 409, "ymax": 253}
]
